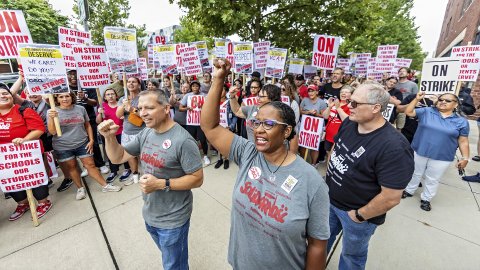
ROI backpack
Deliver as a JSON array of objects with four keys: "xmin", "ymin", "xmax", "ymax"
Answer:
[{"xmin": 458, "ymin": 88, "xmax": 476, "ymax": 115}]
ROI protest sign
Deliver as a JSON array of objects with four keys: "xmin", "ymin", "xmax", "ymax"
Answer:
[
  {"xmin": 382, "ymin": 104, "xmax": 395, "ymax": 121},
  {"xmin": 420, "ymin": 57, "xmax": 461, "ymax": 95},
  {"xmin": 186, "ymin": 95, "xmax": 205, "ymax": 126},
  {"xmin": 138, "ymin": 58, "xmax": 148, "ymax": 80},
  {"xmin": 215, "ymin": 38, "xmax": 230, "ymax": 58},
  {"xmin": 375, "ymin": 45, "xmax": 398, "ymax": 72},
  {"xmin": 0, "ymin": 10, "xmax": 32, "ymax": 59},
  {"xmin": 266, "ymin": 48, "xmax": 287, "ymax": 78},
  {"xmin": 181, "ymin": 45, "xmax": 202, "ymax": 76},
  {"xmin": 58, "ymin": 26, "xmax": 91, "ymax": 69},
  {"xmin": 281, "ymin": 95, "xmax": 290, "ymax": 105},
  {"xmin": 226, "ymin": 41, "xmax": 235, "ymax": 72},
  {"xmin": 253, "ymin": 41, "xmax": 270, "ymax": 69},
  {"xmin": 354, "ymin": 53, "xmax": 371, "ymax": 76},
  {"xmin": 367, "ymin": 57, "xmax": 383, "ymax": 81},
  {"xmin": 191, "ymin": 41, "xmax": 211, "ymax": 72},
  {"xmin": 336, "ymin": 58, "xmax": 351, "ymax": 72},
  {"xmin": 298, "ymin": 115, "xmax": 324, "ymax": 151},
  {"xmin": 234, "ymin": 42, "xmax": 253, "ymax": 74},
  {"xmin": 219, "ymin": 101, "xmax": 228, "ymax": 128},
  {"xmin": 288, "ymin": 58, "xmax": 304, "ymax": 75},
  {"xmin": 175, "ymin": 43, "xmax": 187, "ymax": 72},
  {"xmin": 19, "ymin": 44, "xmax": 69, "ymax": 94},
  {"xmin": 156, "ymin": 44, "xmax": 177, "ymax": 74},
  {"xmin": 45, "ymin": 151, "xmax": 58, "ymax": 178},
  {"xmin": 0, "ymin": 140, "xmax": 48, "ymax": 193},
  {"xmin": 312, "ymin": 35, "xmax": 340, "ymax": 70},
  {"xmin": 103, "ymin": 27, "xmax": 138, "ymax": 73},
  {"xmin": 451, "ymin": 45, "xmax": 480, "ymax": 81},
  {"xmin": 304, "ymin": 65, "xmax": 317, "ymax": 80},
  {"xmin": 73, "ymin": 45, "xmax": 110, "ymax": 88},
  {"xmin": 243, "ymin": 97, "xmax": 259, "ymax": 106},
  {"xmin": 390, "ymin": 58, "xmax": 412, "ymax": 77},
  {"xmin": 147, "ymin": 44, "xmax": 154, "ymax": 65}
]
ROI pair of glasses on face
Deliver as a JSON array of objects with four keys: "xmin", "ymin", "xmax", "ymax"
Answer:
[
  {"xmin": 438, "ymin": 98, "xmax": 457, "ymax": 103},
  {"xmin": 347, "ymin": 100, "xmax": 377, "ymax": 108},
  {"xmin": 250, "ymin": 119, "xmax": 288, "ymax": 130}
]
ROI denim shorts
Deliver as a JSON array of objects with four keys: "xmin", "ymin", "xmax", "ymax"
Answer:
[{"xmin": 54, "ymin": 141, "xmax": 93, "ymax": 162}]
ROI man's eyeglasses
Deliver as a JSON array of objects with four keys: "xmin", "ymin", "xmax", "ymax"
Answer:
[
  {"xmin": 250, "ymin": 119, "xmax": 288, "ymax": 130},
  {"xmin": 438, "ymin": 98, "xmax": 457, "ymax": 103},
  {"xmin": 251, "ymin": 86, "xmax": 260, "ymax": 89},
  {"xmin": 347, "ymin": 100, "xmax": 377, "ymax": 108}
]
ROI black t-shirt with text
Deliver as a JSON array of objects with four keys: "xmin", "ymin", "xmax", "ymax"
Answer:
[
  {"xmin": 388, "ymin": 88, "xmax": 403, "ymax": 123},
  {"xmin": 326, "ymin": 118, "xmax": 414, "ymax": 225},
  {"xmin": 69, "ymin": 85, "xmax": 98, "ymax": 121},
  {"xmin": 320, "ymin": 83, "xmax": 342, "ymax": 99}
]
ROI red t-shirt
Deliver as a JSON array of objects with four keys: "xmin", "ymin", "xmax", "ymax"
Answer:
[
  {"xmin": 0, "ymin": 104, "xmax": 45, "ymax": 149},
  {"xmin": 325, "ymin": 104, "xmax": 350, "ymax": 143},
  {"xmin": 298, "ymin": 85, "xmax": 309, "ymax": 98},
  {"xmin": 102, "ymin": 103, "xmax": 123, "ymax": 135}
]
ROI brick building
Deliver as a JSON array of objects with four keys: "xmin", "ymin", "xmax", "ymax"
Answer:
[{"xmin": 436, "ymin": 0, "xmax": 480, "ymax": 110}]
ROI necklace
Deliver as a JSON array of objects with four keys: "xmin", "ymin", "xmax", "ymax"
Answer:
[{"xmin": 263, "ymin": 149, "xmax": 289, "ymax": 182}]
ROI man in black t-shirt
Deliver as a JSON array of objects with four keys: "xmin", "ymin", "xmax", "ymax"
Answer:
[
  {"xmin": 326, "ymin": 83, "xmax": 414, "ymax": 269},
  {"xmin": 384, "ymin": 76, "xmax": 403, "ymax": 124},
  {"xmin": 320, "ymin": 67, "xmax": 344, "ymax": 99}
]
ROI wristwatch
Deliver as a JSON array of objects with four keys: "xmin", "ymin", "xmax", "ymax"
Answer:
[
  {"xmin": 355, "ymin": 209, "xmax": 366, "ymax": 222},
  {"xmin": 164, "ymin": 178, "xmax": 170, "ymax": 192}
]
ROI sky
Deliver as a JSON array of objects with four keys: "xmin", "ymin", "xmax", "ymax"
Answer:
[{"xmin": 49, "ymin": 0, "xmax": 449, "ymax": 56}]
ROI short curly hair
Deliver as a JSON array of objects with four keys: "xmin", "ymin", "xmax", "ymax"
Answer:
[{"xmin": 260, "ymin": 101, "xmax": 296, "ymax": 141}]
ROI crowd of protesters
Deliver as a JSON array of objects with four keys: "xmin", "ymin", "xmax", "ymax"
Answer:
[{"xmin": 0, "ymin": 56, "xmax": 476, "ymax": 270}]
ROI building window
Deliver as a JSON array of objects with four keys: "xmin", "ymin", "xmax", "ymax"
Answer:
[{"xmin": 460, "ymin": 0, "xmax": 473, "ymax": 17}]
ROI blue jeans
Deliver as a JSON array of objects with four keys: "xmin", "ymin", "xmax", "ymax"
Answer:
[
  {"xmin": 327, "ymin": 205, "xmax": 377, "ymax": 270},
  {"xmin": 145, "ymin": 219, "xmax": 190, "ymax": 270}
]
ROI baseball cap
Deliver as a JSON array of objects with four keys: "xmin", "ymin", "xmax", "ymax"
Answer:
[
  {"xmin": 307, "ymin": 84, "xmax": 318, "ymax": 91},
  {"xmin": 295, "ymin": 74, "xmax": 305, "ymax": 81}
]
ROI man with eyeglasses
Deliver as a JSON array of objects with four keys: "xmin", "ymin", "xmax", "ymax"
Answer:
[{"xmin": 326, "ymin": 83, "xmax": 414, "ymax": 269}]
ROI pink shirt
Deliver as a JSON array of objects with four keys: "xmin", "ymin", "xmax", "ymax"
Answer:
[{"xmin": 102, "ymin": 103, "xmax": 123, "ymax": 135}]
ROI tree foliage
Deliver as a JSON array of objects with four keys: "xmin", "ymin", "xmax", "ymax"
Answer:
[
  {"xmin": 171, "ymin": 0, "xmax": 425, "ymax": 69},
  {"xmin": 0, "ymin": 0, "xmax": 69, "ymax": 44},
  {"xmin": 173, "ymin": 16, "xmax": 214, "ymax": 48}
]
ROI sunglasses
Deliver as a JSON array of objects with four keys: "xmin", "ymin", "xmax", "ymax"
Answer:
[
  {"xmin": 250, "ymin": 119, "xmax": 288, "ymax": 130},
  {"xmin": 438, "ymin": 98, "xmax": 457, "ymax": 103},
  {"xmin": 308, "ymin": 89, "xmax": 317, "ymax": 92},
  {"xmin": 348, "ymin": 100, "xmax": 377, "ymax": 108}
]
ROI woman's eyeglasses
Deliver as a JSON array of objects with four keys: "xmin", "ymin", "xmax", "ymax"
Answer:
[
  {"xmin": 250, "ymin": 119, "xmax": 288, "ymax": 130},
  {"xmin": 438, "ymin": 98, "xmax": 457, "ymax": 103},
  {"xmin": 347, "ymin": 100, "xmax": 377, "ymax": 108}
]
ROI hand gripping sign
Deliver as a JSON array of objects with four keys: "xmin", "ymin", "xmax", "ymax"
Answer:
[{"xmin": 298, "ymin": 115, "xmax": 324, "ymax": 151}]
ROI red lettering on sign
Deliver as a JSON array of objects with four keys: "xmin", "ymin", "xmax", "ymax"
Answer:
[
  {"xmin": 0, "ymin": 11, "xmax": 21, "ymax": 33},
  {"xmin": 317, "ymin": 36, "xmax": 335, "ymax": 53}
]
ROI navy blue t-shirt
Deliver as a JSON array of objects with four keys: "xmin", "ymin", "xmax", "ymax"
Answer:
[{"xmin": 326, "ymin": 118, "xmax": 414, "ymax": 225}]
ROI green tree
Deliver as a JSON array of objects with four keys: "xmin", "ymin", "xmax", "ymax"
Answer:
[
  {"xmin": 171, "ymin": 0, "xmax": 425, "ymax": 68},
  {"xmin": 173, "ymin": 16, "xmax": 214, "ymax": 47},
  {"xmin": 0, "ymin": 0, "xmax": 69, "ymax": 44},
  {"xmin": 73, "ymin": 0, "xmax": 130, "ymax": 45}
]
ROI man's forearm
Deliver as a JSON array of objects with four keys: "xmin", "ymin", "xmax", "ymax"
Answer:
[
  {"xmin": 358, "ymin": 190, "xmax": 401, "ymax": 220},
  {"xmin": 104, "ymin": 135, "xmax": 127, "ymax": 164}
]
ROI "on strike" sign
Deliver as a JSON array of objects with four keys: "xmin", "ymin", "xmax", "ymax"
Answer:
[
  {"xmin": 420, "ymin": 57, "xmax": 460, "ymax": 95},
  {"xmin": 298, "ymin": 115, "xmax": 324, "ymax": 151}
]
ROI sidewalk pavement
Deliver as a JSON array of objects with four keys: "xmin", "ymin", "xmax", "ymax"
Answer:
[{"xmin": 1, "ymin": 121, "xmax": 480, "ymax": 270}]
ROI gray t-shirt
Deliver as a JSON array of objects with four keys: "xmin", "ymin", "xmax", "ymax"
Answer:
[
  {"xmin": 241, "ymin": 105, "xmax": 259, "ymax": 142},
  {"xmin": 51, "ymin": 105, "xmax": 89, "ymax": 151},
  {"xmin": 180, "ymin": 92, "xmax": 205, "ymax": 106},
  {"xmin": 173, "ymin": 93, "xmax": 187, "ymax": 125},
  {"xmin": 228, "ymin": 135, "xmax": 330, "ymax": 270},
  {"xmin": 120, "ymin": 95, "xmax": 146, "ymax": 135},
  {"xmin": 395, "ymin": 80, "xmax": 418, "ymax": 100},
  {"xmin": 123, "ymin": 124, "xmax": 203, "ymax": 229},
  {"xmin": 200, "ymin": 83, "xmax": 211, "ymax": 95},
  {"xmin": 300, "ymin": 97, "xmax": 327, "ymax": 114}
]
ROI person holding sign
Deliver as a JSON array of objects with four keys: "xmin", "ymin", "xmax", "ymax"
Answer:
[
  {"xmin": 201, "ymin": 59, "xmax": 330, "ymax": 270},
  {"xmin": 300, "ymin": 84, "xmax": 327, "ymax": 165},
  {"xmin": 48, "ymin": 92, "xmax": 122, "ymax": 200},
  {"xmin": 322, "ymin": 85, "xmax": 353, "ymax": 153},
  {"xmin": 179, "ymin": 81, "xmax": 210, "ymax": 165},
  {"xmin": 326, "ymin": 83, "xmax": 414, "ymax": 269},
  {"xmin": 0, "ymin": 86, "xmax": 52, "ymax": 221},
  {"xmin": 117, "ymin": 77, "xmax": 145, "ymax": 184},
  {"xmin": 402, "ymin": 92, "xmax": 469, "ymax": 211},
  {"xmin": 98, "ymin": 90, "xmax": 203, "ymax": 270}
]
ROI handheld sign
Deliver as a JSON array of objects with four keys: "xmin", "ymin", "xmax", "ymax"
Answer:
[
  {"xmin": 336, "ymin": 58, "xmax": 351, "ymax": 73},
  {"xmin": 312, "ymin": 35, "xmax": 340, "ymax": 70},
  {"xmin": 391, "ymin": 58, "xmax": 412, "ymax": 77},
  {"xmin": 72, "ymin": 45, "xmax": 110, "ymax": 88},
  {"xmin": 354, "ymin": 53, "xmax": 371, "ymax": 76},
  {"xmin": 219, "ymin": 101, "xmax": 228, "ymax": 128},
  {"xmin": 298, "ymin": 115, "xmax": 324, "ymax": 151},
  {"xmin": 382, "ymin": 104, "xmax": 395, "ymax": 121},
  {"xmin": 147, "ymin": 43, "xmax": 154, "ymax": 65},
  {"xmin": 253, "ymin": 41, "xmax": 270, "ymax": 69},
  {"xmin": 0, "ymin": 140, "xmax": 48, "ymax": 193},
  {"xmin": 181, "ymin": 45, "xmax": 202, "ymax": 76},
  {"xmin": 226, "ymin": 41, "xmax": 235, "ymax": 73},
  {"xmin": 0, "ymin": 10, "xmax": 32, "ymax": 59},
  {"xmin": 266, "ymin": 48, "xmax": 288, "ymax": 78},
  {"xmin": 19, "ymin": 44, "xmax": 69, "ymax": 95},
  {"xmin": 103, "ymin": 27, "xmax": 138, "ymax": 73},
  {"xmin": 243, "ymin": 97, "xmax": 259, "ymax": 106},
  {"xmin": 367, "ymin": 57, "xmax": 382, "ymax": 81},
  {"xmin": 420, "ymin": 58, "xmax": 461, "ymax": 95},
  {"xmin": 288, "ymin": 58, "xmax": 304, "ymax": 75},
  {"xmin": 375, "ymin": 45, "xmax": 399, "ymax": 73},
  {"xmin": 191, "ymin": 41, "xmax": 211, "ymax": 72},
  {"xmin": 234, "ymin": 42, "xmax": 254, "ymax": 74},
  {"xmin": 214, "ymin": 38, "xmax": 229, "ymax": 58},
  {"xmin": 58, "ymin": 26, "xmax": 91, "ymax": 69},
  {"xmin": 281, "ymin": 95, "xmax": 290, "ymax": 105},
  {"xmin": 304, "ymin": 65, "xmax": 317, "ymax": 81},
  {"xmin": 186, "ymin": 95, "xmax": 204, "ymax": 126},
  {"xmin": 156, "ymin": 44, "xmax": 177, "ymax": 74},
  {"xmin": 451, "ymin": 45, "xmax": 480, "ymax": 81},
  {"xmin": 175, "ymin": 43, "xmax": 188, "ymax": 72}
]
